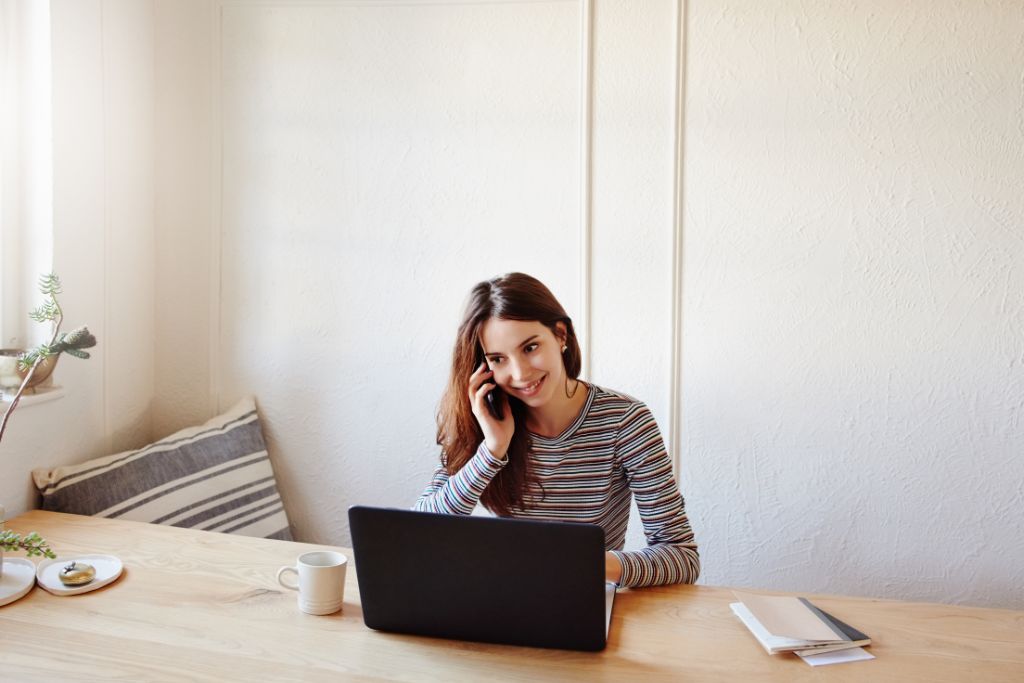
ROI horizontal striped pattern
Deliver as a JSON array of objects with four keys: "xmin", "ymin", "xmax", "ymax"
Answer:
[
  {"xmin": 415, "ymin": 385, "xmax": 699, "ymax": 588},
  {"xmin": 32, "ymin": 398, "xmax": 293, "ymax": 541}
]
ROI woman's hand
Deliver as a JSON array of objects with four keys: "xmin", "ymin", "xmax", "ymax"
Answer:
[
  {"xmin": 605, "ymin": 552, "xmax": 623, "ymax": 584},
  {"xmin": 469, "ymin": 362, "xmax": 514, "ymax": 459}
]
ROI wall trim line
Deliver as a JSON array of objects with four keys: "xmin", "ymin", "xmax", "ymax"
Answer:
[
  {"xmin": 579, "ymin": 0, "xmax": 593, "ymax": 380},
  {"xmin": 669, "ymin": 0, "xmax": 687, "ymax": 473}
]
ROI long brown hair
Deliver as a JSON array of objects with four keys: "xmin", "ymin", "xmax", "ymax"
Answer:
[{"xmin": 436, "ymin": 273, "xmax": 582, "ymax": 516}]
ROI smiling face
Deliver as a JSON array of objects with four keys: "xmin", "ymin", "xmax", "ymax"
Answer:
[{"xmin": 479, "ymin": 318, "xmax": 567, "ymax": 410}]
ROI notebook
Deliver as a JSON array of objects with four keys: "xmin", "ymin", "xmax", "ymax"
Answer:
[
  {"xmin": 730, "ymin": 591, "xmax": 871, "ymax": 655},
  {"xmin": 348, "ymin": 505, "xmax": 616, "ymax": 651}
]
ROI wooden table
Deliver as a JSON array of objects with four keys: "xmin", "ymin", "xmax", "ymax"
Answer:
[{"xmin": 1, "ymin": 511, "xmax": 1021, "ymax": 682}]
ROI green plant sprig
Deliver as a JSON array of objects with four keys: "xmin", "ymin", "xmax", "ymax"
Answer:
[
  {"xmin": 0, "ymin": 530, "xmax": 57, "ymax": 559},
  {"xmin": 18, "ymin": 273, "xmax": 66, "ymax": 372}
]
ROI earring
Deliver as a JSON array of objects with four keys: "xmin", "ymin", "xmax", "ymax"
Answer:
[{"xmin": 561, "ymin": 345, "xmax": 567, "ymax": 353}]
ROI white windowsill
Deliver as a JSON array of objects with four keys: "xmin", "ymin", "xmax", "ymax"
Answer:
[{"xmin": 0, "ymin": 386, "xmax": 65, "ymax": 407}]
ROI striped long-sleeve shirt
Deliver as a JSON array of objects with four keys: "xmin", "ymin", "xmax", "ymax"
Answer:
[{"xmin": 414, "ymin": 384, "xmax": 699, "ymax": 589}]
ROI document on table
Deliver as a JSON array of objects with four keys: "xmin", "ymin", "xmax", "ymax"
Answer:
[{"xmin": 798, "ymin": 647, "xmax": 875, "ymax": 666}]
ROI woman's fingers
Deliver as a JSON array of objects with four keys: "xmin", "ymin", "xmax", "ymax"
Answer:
[
  {"xmin": 467, "ymin": 362, "xmax": 492, "ymax": 400},
  {"xmin": 468, "ymin": 362, "xmax": 487, "ymax": 386},
  {"xmin": 474, "ymin": 380, "xmax": 495, "ymax": 405},
  {"xmin": 467, "ymin": 364, "xmax": 513, "ymax": 457}
]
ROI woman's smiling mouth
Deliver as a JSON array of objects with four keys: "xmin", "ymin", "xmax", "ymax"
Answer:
[{"xmin": 512, "ymin": 375, "xmax": 546, "ymax": 396}]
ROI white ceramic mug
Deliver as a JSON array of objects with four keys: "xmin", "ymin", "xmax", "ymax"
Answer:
[{"xmin": 276, "ymin": 551, "xmax": 347, "ymax": 615}]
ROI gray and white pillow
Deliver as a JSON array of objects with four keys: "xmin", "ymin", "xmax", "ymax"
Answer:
[{"xmin": 32, "ymin": 397, "xmax": 293, "ymax": 540}]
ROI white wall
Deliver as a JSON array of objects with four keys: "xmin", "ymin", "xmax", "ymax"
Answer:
[
  {"xmin": 138, "ymin": 0, "xmax": 1021, "ymax": 610},
  {"xmin": 682, "ymin": 1, "xmax": 1024, "ymax": 608},
  {"xmin": 155, "ymin": 0, "xmax": 680, "ymax": 549},
  {"xmin": 217, "ymin": 1, "xmax": 584, "ymax": 542},
  {"xmin": 153, "ymin": 0, "xmax": 215, "ymax": 436},
  {"xmin": 0, "ymin": 0, "xmax": 155, "ymax": 515}
]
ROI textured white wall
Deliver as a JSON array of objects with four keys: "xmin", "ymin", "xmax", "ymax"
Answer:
[
  {"xmin": 0, "ymin": 0, "xmax": 155, "ymax": 515},
  {"xmin": 681, "ymin": 0, "xmax": 1024, "ymax": 608},
  {"xmin": 151, "ymin": 0, "xmax": 1024, "ymax": 609},
  {"xmin": 216, "ymin": 1, "xmax": 583, "ymax": 544}
]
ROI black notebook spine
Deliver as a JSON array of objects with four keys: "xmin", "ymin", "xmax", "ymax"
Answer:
[{"xmin": 799, "ymin": 598, "xmax": 870, "ymax": 642}]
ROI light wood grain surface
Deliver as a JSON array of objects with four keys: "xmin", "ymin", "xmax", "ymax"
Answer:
[{"xmin": 1, "ymin": 511, "xmax": 1021, "ymax": 682}]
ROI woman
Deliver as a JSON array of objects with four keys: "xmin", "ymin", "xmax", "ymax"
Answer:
[{"xmin": 415, "ymin": 272, "xmax": 699, "ymax": 588}]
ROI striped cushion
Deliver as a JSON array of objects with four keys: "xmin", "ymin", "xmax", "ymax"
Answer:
[{"xmin": 31, "ymin": 397, "xmax": 293, "ymax": 540}]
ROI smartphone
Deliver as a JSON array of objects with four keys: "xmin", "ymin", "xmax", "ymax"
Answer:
[
  {"xmin": 477, "ymin": 349, "xmax": 505, "ymax": 420},
  {"xmin": 485, "ymin": 382, "xmax": 505, "ymax": 420}
]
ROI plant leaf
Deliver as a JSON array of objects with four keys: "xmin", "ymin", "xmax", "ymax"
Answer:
[{"xmin": 38, "ymin": 273, "xmax": 62, "ymax": 296}]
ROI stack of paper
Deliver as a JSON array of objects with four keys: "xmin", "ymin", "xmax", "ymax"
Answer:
[{"xmin": 730, "ymin": 591, "xmax": 871, "ymax": 657}]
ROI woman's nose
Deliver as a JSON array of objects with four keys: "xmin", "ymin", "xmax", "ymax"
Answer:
[{"xmin": 507, "ymin": 357, "xmax": 526, "ymax": 382}]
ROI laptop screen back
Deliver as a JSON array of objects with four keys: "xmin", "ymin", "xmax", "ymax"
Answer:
[{"xmin": 348, "ymin": 506, "xmax": 609, "ymax": 651}]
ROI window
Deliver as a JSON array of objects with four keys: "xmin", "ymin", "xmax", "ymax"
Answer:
[{"xmin": 0, "ymin": 0, "xmax": 53, "ymax": 350}]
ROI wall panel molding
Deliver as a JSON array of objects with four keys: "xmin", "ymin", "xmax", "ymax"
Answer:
[
  {"xmin": 578, "ymin": 0, "xmax": 593, "ymax": 381},
  {"xmin": 209, "ymin": 0, "xmax": 223, "ymax": 413},
  {"xmin": 669, "ymin": 0, "xmax": 686, "ymax": 473}
]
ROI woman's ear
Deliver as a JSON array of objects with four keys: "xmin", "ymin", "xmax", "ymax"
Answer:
[{"xmin": 554, "ymin": 321, "xmax": 568, "ymax": 345}]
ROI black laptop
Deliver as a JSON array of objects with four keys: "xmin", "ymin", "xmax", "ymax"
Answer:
[{"xmin": 348, "ymin": 506, "xmax": 616, "ymax": 651}]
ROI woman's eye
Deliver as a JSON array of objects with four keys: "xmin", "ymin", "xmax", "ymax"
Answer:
[
  {"xmin": 525, "ymin": 343, "xmax": 539, "ymax": 353},
  {"xmin": 490, "ymin": 358, "xmax": 503, "ymax": 365}
]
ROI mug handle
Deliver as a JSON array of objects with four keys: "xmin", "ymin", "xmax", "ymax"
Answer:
[{"xmin": 276, "ymin": 565, "xmax": 299, "ymax": 591}]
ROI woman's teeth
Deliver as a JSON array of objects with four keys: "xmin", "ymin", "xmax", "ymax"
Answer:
[{"xmin": 517, "ymin": 376, "xmax": 545, "ymax": 395}]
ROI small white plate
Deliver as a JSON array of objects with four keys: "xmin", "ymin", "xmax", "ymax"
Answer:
[
  {"xmin": 36, "ymin": 555, "xmax": 123, "ymax": 596},
  {"xmin": 0, "ymin": 558, "xmax": 37, "ymax": 607}
]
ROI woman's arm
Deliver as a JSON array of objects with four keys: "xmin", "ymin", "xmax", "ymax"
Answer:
[
  {"xmin": 413, "ymin": 443, "xmax": 507, "ymax": 515},
  {"xmin": 415, "ymin": 362, "xmax": 515, "ymax": 514},
  {"xmin": 611, "ymin": 401, "xmax": 700, "ymax": 588}
]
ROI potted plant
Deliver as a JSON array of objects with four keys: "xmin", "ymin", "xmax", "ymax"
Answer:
[
  {"xmin": 0, "ymin": 273, "xmax": 96, "ymax": 441},
  {"xmin": 0, "ymin": 273, "xmax": 96, "ymax": 577}
]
